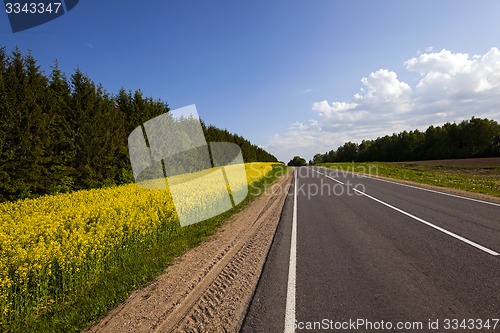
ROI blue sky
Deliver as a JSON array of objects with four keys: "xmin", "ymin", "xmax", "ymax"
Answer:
[{"xmin": 2, "ymin": 0, "xmax": 500, "ymax": 162}]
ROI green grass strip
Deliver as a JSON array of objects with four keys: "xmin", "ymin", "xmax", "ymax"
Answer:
[{"xmin": 319, "ymin": 162, "xmax": 500, "ymax": 197}]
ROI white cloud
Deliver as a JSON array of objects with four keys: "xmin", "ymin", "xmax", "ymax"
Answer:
[
  {"xmin": 357, "ymin": 69, "xmax": 412, "ymax": 103},
  {"xmin": 419, "ymin": 48, "xmax": 499, "ymax": 92},
  {"xmin": 268, "ymin": 47, "xmax": 500, "ymax": 162},
  {"xmin": 311, "ymin": 100, "xmax": 363, "ymax": 121},
  {"xmin": 405, "ymin": 47, "xmax": 500, "ymax": 115},
  {"xmin": 311, "ymin": 69, "xmax": 412, "ymax": 123}
]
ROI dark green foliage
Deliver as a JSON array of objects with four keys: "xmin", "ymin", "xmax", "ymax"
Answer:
[
  {"xmin": 287, "ymin": 156, "xmax": 307, "ymax": 166},
  {"xmin": 0, "ymin": 47, "xmax": 277, "ymax": 202},
  {"xmin": 311, "ymin": 117, "xmax": 500, "ymax": 164},
  {"xmin": 202, "ymin": 123, "xmax": 278, "ymax": 163}
]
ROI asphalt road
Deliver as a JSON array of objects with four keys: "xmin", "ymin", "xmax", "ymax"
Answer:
[{"xmin": 241, "ymin": 166, "xmax": 500, "ymax": 333}]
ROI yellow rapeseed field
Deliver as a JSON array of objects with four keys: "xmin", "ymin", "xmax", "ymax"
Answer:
[{"xmin": 0, "ymin": 162, "xmax": 275, "ymax": 324}]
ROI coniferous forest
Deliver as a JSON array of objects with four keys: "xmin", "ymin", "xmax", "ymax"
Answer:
[{"xmin": 0, "ymin": 47, "xmax": 277, "ymax": 202}]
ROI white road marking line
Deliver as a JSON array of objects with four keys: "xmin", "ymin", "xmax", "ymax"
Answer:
[
  {"xmin": 325, "ymin": 167, "xmax": 500, "ymax": 207},
  {"xmin": 312, "ymin": 168, "xmax": 344, "ymax": 185},
  {"xmin": 284, "ymin": 170, "xmax": 298, "ymax": 333},
  {"xmin": 314, "ymin": 168, "xmax": 500, "ymax": 256},
  {"xmin": 352, "ymin": 188, "xmax": 500, "ymax": 256},
  {"xmin": 363, "ymin": 173, "xmax": 500, "ymax": 207}
]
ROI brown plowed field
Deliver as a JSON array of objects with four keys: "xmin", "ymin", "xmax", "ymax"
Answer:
[{"xmin": 408, "ymin": 157, "xmax": 500, "ymax": 167}]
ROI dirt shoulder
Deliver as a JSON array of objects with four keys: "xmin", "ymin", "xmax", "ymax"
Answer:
[{"xmin": 84, "ymin": 171, "xmax": 293, "ymax": 333}]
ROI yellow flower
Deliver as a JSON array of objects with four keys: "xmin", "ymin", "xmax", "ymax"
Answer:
[{"xmin": 0, "ymin": 162, "xmax": 278, "ymax": 321}]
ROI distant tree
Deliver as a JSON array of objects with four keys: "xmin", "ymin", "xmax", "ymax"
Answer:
[
  {"xmin": 357, "ymin": 140, "xmax": 373, "ymax": 161},
  {"xmin": 461, "ymin": 117, "xmax": 499, "ymax": 157},
  {"xmin": 336, "ymin": 141, "xmax": 358, "ymax": 162},
  {"xmin": 312, "ymin": 153, "xmax": 324, "ymax": 165},
  {"xmin": 326, "ymin": 149, "xmax": 336, "ymax": 162},
  {"xmin": 287, "ymin": 156, "xmax": 307, "ymax": 166},
  {"xmin": 308, "ymin": 116, "xmax": 500, "ymax": 164},
  {"xmin": 40, "ymin": 59, "xmax": 76, "ymax": 194},
  {"xmin": 0, "ymin": 48, "xmax": 49, "ymax": 199},
  {"xmin": 202, "ymin": 123, "xmax": 278, "ymax": 163}
]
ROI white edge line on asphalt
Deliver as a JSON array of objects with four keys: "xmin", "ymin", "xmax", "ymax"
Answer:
[
  {"xmin": 328, "ymin": 167, "xmax": 500, "ymax": 208},
  {"xmin": 284, "ymin": 169, "xmax": 298, "ymax": 333},
  {"xmin": 312, "ymin": 168, "xmax": 344, "ymax": 185},
  {"xmin": 314, "ymin": 168, "xmax": 500, "ymax": 257},
  {"xmin": 352, "ymin": 188, "xmax": 500, "ymax": 256}
]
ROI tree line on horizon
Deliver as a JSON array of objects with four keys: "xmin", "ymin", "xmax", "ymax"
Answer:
[
  {"xmin": 311, "ymin": 117, "xmax": 500, "ymax": 165},
  {"xmin": 0, "ymin": 47, "xmax": 277, "ymax": 202}
]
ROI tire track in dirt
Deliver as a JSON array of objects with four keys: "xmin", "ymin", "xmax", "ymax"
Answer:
[{"xmin": 85, "ymin": 171, "xmax": 293, "ymax": 333}]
